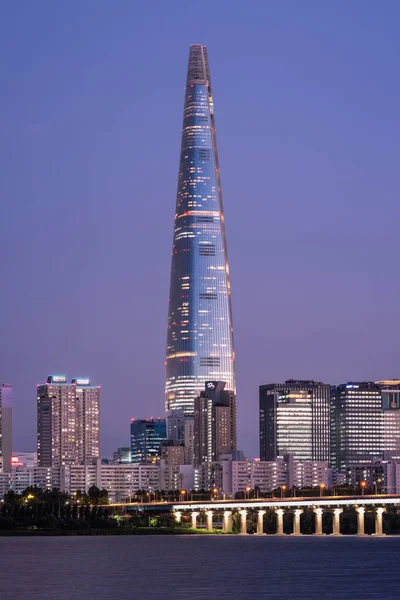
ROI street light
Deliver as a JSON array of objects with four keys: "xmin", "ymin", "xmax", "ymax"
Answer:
[
  {"xmin": 320, "ymin": 483, "xmax": 326, "ymax": 497},
  {"xmin": 180, "ymin": 489, "xmax": 186, "ymax": 502},
  {"xmin": 281, "ymin": 485, "xmax": 287, "ymax": 499},
  {"xmin": 360, "ymin": 481, "xmax": 366, "ymax": 496},
  {"xmin": 374, "ymin": 478, "xmax": 382, "ymax": 495},
  {"xmin": 246, "ymin": 486, "xmax": 251, "ymax": 500},
  {"xmin": 212, "ymin": 487, "xmax": 218, "ymax": 500}
]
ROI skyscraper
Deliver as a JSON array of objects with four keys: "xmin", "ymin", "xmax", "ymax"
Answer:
[
  {"xmin": 259, "ymin": 380, "xmax": 331, "ymax": 462},
  {"xmin": 37, "ymin": 375, "xmax": 100, "ymax": 467},
  {"xmin": 194, "ymin": 381, "xmax": 237, "ymax": 466},
  {"xmin": 0, "ymin": 384, "xmax": 12, "ymax": 473},
  {"xmin": 378, "ymin": 380, "xmax": 400, "ymax": 461},
  {"xmin": 165, "ymin": 45, "xmax": 236, "ymax": 415},
  {"xmin": 130, "ymin": 419, "xmax": 167, "ymax": 464},
  {"xmin": 331, "ymin": 382, "xmax": 382, "ymax": 472}
]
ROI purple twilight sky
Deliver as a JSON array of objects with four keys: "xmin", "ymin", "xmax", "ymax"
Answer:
[{"xmin": 1, "ymin": 1, "xmax": 400, "ymax": 459}]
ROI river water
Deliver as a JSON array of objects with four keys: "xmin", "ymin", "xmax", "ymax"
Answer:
[{"xmin": 1, "ymin": 535, "xmax": 398, "ymax": 599}]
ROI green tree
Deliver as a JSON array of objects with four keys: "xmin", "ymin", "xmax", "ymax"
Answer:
[
  {"xmin": 88, "ymin": 486, "xmax": 109, "ymax": 505},
  {"xmin": 4, "ymin": 490, "xmax": 19, "ymax": 505}
]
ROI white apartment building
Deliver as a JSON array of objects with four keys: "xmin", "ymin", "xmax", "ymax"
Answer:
[
  {"xmin": 251, "ymin": 459, "xmax": 287, "ymax": 492},
  {"xmin": 159, "ymin": 463, "xmax": 194, "ymax": 491},
  {"xmin": 231, "ymin": 461, "xmax": 251, "ymax": 495},
  {"xmin": 287, "ymin": 455, "xmax": 331, "ymax": 489}
]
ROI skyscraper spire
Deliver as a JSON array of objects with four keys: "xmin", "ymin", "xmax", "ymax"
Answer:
[{"xmin": 165, "ymin": 45, "xmax": 236, "ymax": 415}]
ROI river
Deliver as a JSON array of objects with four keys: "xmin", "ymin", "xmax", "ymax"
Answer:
[{"xmin": 1, "ymin": 535, "xmax": 398, "ymax": 599}]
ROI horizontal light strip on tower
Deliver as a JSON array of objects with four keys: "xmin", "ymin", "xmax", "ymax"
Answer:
[{"xmin": 166, "ymin": 352, "xmax": 197, "ymax": 360}]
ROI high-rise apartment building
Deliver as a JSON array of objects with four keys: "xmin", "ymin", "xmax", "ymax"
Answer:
[
  {"xmin": 259, "ymin": 380, "xmax": 331, "ymax": 462},
  {"xmin": 159, "ymin": 441, "xmax": 185, "ymax": 466},
  {"xmin": 0, "ymin": 384, "xmax": 12, "ymax": 473},
  {"xmin": 166, "ymin": 409, "xmax": 186, "ymax": 444},
  {"xmin": 165, "ymin": 44, "xmax": 236, "ymax": 416},
  {"xmin": 73, "ymin": 378, "xmax": 100, "ymax": 464},
  {"xmin": 37, "ymin": 375, "xmax": 100, "ymax": 467},
  {"xmin": 331, "ymin": 382, "xmax": 382, "ymax": 472},
  {"xmin": 194, "ymin": 381, "xmax": 237, "ymax": 466},
  {"xmin": 130, "ymin": 419, "xmax": 167, "ymax": 464},
  {"xmin": 166, "ymin": 408, "xmax": 195, "ymax": 465}
]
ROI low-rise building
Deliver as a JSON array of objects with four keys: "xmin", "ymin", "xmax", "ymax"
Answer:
[
  {"xmin": 347, "ymin": 458, "xmax": 400, "ymax": 494},
  {"xmin": 252, "ymin": 458, "xmax": 287, "ymax": 492},
  {"xmin": 160, "ymin": 463, "xmax": 194, "ymax": 492}
]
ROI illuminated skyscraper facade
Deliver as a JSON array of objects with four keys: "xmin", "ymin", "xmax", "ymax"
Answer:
[
  {"xmin": 165, "ymin": 45, "xmax": 235, "ymax": 414},
  {"xmin": 331, "ymin": 382, "xmax": 382, "ymax": 472},
  {"xmin": 259, "ymin": 380, "xmax": 331, "ymax": 462}
]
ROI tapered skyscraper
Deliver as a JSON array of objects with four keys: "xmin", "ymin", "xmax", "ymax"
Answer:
[{"xmin": 166, "ymin": 45, "xmax": 236, "ymax": 415}]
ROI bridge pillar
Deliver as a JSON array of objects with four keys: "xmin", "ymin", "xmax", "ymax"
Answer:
[
  {"xmin": 257, "ymin": 510, "xmax": 266, "ymax": 535},
  {"xmin": 275, "ymin": 508, "xmax": 284, "ymax": 535},
  {"xmin": 191, "ymin": 511, "xmax": 199, "ymax": 529},
  {"xmin": 174, "ymin": 511, "xmax": 182, "ymax": 524},
  {"xmin": 293, "ymin": 509, "xmax": 303, "ymax": 535},
  {"xmin": 223, "ymin": 510, "xmax": 232, "ymax": 533},
  {"xmin": 374, "ymin": 507, "xmax": 385, "ymax": 536},
  {"xmin": 240, "ymin": 510, "xmax": 248, "ymax": 535},
  {"xmin": 313, "ymin": 508, "xmax": 323, "ymax": 535},
  {"xmin": 356, "ymin": 507, "xmax": 365, "ymax": 535},
  {"xmin": 332, "ymin": 508, "xmax": 342, "ymax": 535},
  {"xmin": 206, "ymin": 510, "xmax": 213, "ymax": 531}
]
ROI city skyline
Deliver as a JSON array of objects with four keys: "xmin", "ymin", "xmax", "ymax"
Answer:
[
  {"xmin": 2, "ymin": 2, "xmax": 400, "ymax": 459},
  {"xmin": 165, "ymin": 45, "xmax": 236, "ymax": 414}
]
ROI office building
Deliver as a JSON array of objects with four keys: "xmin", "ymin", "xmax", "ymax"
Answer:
[
  {"xmin": 0, "ymin": 384, "xmax": 12, "ymax": 472},
  {"xmin": 331, "ymin": 382, "xmax": 382, "ymax": 472},
  {"xmin": 383, "ymin": 410, "xmax": 400, "ymax": 461},
  {"xmin": 378, "ymin": 380, "xmax": 400, "ymax": 460},
  {"xmin": 112, "ymin": 447, "xmax": 131, "ymax": 464},
  {"xmin": 37, "ymin": 374, "xmax": 100, "ymax": 467},
  {"xmin": 259, "ymin": 380, "xmax": 331, "ymax": 462},
  {"xmin": 165, "ymin": 44, "xmax": 236, "ymax": 416},
  {"xmin": 194, "ymin": 381, "xmax": 237, "ymax": 466},
  {"xmin": 130, "ymin": 419, "xmax": 166, "ymax": 464}
]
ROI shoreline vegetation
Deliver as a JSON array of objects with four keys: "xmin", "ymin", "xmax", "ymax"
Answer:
[
  {"xmin": 3, "ymin": 485, "xmax": 400, "ymax": 536},
  {"xmin": 0, "ymin": 527, "xmax": 222, "ymax": 536}
]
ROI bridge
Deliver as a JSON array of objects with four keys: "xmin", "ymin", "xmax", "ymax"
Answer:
[{"xmin": 114, "ymin": 495, "xmax": 400, "ymax": 535}]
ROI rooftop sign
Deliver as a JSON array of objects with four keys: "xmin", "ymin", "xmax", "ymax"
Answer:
[
  {"xmin": 47, "ymin": 374, "xmax": 67, "ymax": 384},
  {"xmin": 72, "ymin": 378, "xmax": 91, "ymax": 386}
]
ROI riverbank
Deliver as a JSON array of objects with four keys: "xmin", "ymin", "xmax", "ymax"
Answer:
[{"xmin": 0, "ymin": 527, "xmax": 227, "ymax": 536}]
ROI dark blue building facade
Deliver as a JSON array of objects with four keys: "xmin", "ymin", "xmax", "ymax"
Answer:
[{"xmin": 130, "ymin": 419, "xmax": 167, "ymax": 464}]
